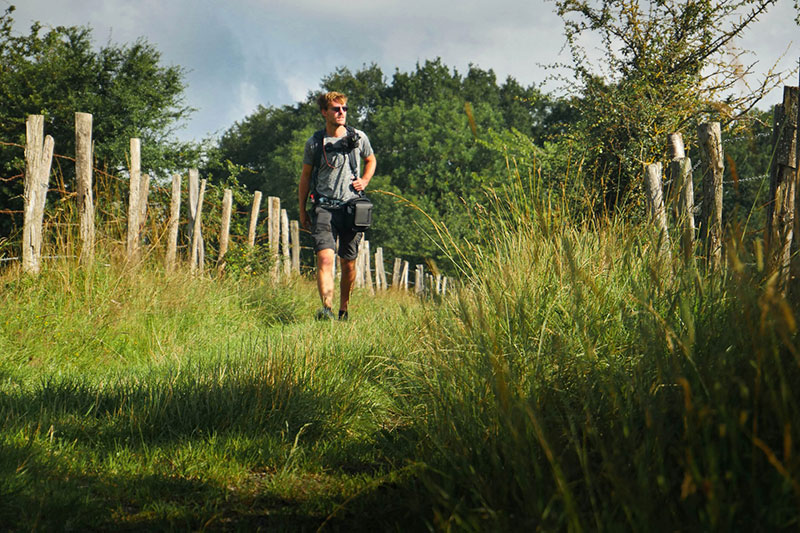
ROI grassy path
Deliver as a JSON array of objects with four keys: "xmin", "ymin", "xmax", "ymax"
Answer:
[{"xmin": 0, "ymin": 266, "xmax": 430, "ymax": 531}]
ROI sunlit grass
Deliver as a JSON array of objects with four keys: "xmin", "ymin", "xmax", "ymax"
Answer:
[{"xmin": 390, "ymin": 174, "xmax": 800, "ymax": 530}]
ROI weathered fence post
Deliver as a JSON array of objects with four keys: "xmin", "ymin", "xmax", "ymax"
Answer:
[
  {"xmin": 268, "ymin": 196, "xmax": 280, "ymax": 276},
  {"xmin": 217, "ymin": 188, "xmax": 233, "ymax": 274},
  {"xmin": 290, "ymin": 220, "xmax": 300, "ymax": 273},
  {"xmin": 415, "ymin": 264, "xmax": 424, "ymax": 294},
  {"xmin": 22, "ymin": 115, "xmax": 54, "ymax": 274},
  {"xmin": 187, "ymin": 169, "xmax": 205, "ymax": 268},
  {"xmin": 375, "ymin": 247, "xmax": 387, "ymax": 290},
  {"xmin": 767, "ymin": 86, "xmax": 799, "ymax": 292},
  {"xmin": 355, "ymin": 244, "xmax": 365, "ymax": 287},
  {"xmin": 75, "ymin": 112, "xmax": 95, "ymax": 266},
  {"xmin": 165, "ymin": 173, "xmax": 181, "ymax": 271},
  {"xmin": 644, "ymin": 162, "xmax": 671, "ymax": 261},
  {"xmin": 281, "ymin": 209, "xmax": 290, "ymax": 277},
  {"xmin": 794, "ymin": 68, "xmax": 800, "ymax": 289},
  {"xmin": 363, "ymin": 240, "xmax": 374, "ymax": 294},
  {"xmin": 672, "ymin": 157, "xmax": 696, "ymax": 263},
  {"xmin": 668, "ymin": 131, "xmax": 696, "ymax": 267},
  {"xmin": 190, "ymin": 179, "xmax": 207, "ymax": 274},
  {"xmin": 126, "ymin": 138, "xmax": 142, "ymax": 261},
  {"xmin": 668, "ymin": 133, "xmax": 685, "ymax": 160},
  {"xmin": 248, "ymin": 191, "xmax": 262, "ymax": 248},
  {"xmin": 697, "ymin": 122, "xmax": 724, "ymax": 272},
  {"xmin": 392, "ymin": 257, "xmax": 402, "ymax": 289}
]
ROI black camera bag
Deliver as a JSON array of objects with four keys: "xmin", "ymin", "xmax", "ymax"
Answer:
[{"xmin": 346, "ymin": 195, "xmax": 373, "ymax": 232}]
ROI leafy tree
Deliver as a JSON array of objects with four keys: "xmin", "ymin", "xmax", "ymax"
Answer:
[
  {"xmin": 206, "ymin": 59, "xmax": 578, "ymax": 270},
  {"xmin": 554, "ymin": 0, "xmax": 784, "ymax": 210},
  {"xmin": 0, "ymin": 6, "xmax": 197, "ymax": 236}
]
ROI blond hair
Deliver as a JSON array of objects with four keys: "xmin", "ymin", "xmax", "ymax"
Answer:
[{"xmin": 317, "ymin": 91, "xmax": 348, "ymax": 111}]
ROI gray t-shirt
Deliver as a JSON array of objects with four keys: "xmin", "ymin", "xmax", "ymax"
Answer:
[{"xmin": 303, "ymin": 128, "xmax": 373, "ymax": 202}]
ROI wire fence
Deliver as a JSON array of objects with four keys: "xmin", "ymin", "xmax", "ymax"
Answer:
[{"xmin": 1, "ymin": 129, "xmax": 449, "ymax": 296}]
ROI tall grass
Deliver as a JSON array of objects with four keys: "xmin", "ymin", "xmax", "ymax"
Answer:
[
  {"xmin": 396, "ymin": 174, "xmax": 800, "ymax": 530},
  {"xmin": 3, "ymin": 155, "xmax": 799, "ymax": 530}
]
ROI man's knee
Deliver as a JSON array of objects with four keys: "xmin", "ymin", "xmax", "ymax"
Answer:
[{"xmin": 317, "ymin": 249, "xmax": 335, "ymax": 270}]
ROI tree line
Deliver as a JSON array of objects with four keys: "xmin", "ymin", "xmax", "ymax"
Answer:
[{"xmin": 0, "ymin": 1, "xmax": 795, "ymax": 272}]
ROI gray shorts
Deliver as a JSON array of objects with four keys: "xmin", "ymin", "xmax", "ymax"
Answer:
[{"xmin": 312, "ymin": 206, "xmax": 362, "ymax": 260}]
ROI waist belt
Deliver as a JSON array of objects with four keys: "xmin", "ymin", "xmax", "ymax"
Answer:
[{"xmin": 317, "ymin": 196, "xmax": 346, "ymax": 209}]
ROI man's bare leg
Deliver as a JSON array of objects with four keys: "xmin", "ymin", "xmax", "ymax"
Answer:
[
  {"xmin": 316, "ymin": 248, "xmax": 335, "ymax": 310},
  {"xmin": 339, "ymin": 257, "xmax": 356, "ymax": 314}
]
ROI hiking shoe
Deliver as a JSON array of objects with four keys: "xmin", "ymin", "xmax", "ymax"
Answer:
[
  {"xmin": 338, "ymin": 310, "xmax": 349, "ymax": 321},
  {"xmin": 316, "ymin": 307, "xmax": 335, "ymax": 321}
]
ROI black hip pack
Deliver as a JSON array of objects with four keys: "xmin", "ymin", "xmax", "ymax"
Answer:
[{"xmin": 346, "ymin": 195, "xmax": 373, "ymax": 232}]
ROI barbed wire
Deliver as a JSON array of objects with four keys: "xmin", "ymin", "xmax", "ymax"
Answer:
[
  {"xmin": 0, "ymin": 141, "xmax": 278, "ymax": 220},
  {"xmin": 724, "ymin": 173, "xmax": 768, "ymax": 185}
]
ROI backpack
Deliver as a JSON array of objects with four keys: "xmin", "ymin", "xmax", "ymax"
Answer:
[{"xmin": 310, "ymin": 125, "xmax": 359, "ymax": 200}]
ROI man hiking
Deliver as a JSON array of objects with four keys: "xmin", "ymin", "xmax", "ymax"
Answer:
[{"xmin": 298, "ymin": 91, "xmax": 376, "ymax": 321}]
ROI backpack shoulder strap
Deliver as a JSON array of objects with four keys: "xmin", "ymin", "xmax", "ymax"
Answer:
[
  {"xmin": 345, "ymin": 126, "xmax": 359, "ymax": 177},
  {"xmin": 311, "ymin": 129, "xmax": 325, "ymax": 173},
  {"xmin": 310, "ymin": 129, "xmax": 325, "ymax": 194}
]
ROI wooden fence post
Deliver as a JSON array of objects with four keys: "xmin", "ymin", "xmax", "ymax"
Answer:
[
  {"xmin": 190, "ymin": 179, "xmax": 207, "ymax": 274},
  {"xmin": 375, "ymin": 247, "xmax": 387, "ymax": 290},
  {"xmin": 667, "ymin": 132, "xmax": 695, "ymax": 227},
  {"xmin": 363, "ymin": 240, "xmax": 374, "ymax": 294},
  {"xmin": 187, "ymin": 168, "xmax": 197, "ymax": 246},
  {"xmin": 355, "ymin": 244, "xmax": 364, "ymax": 287},
  {"xmin": 767, "ymin": 86, "xmax": 799, "ymax": 291},
  {"xmin": 187, "ymin": 169, "xmax": 205, "ymax": 268},
  {"xmin": 268, "ymin": 196, "xmax": 280, "ymax": 276},
  {"xmin": 290, "ymin": 220, "xmax": 300, "ymax": 273},
  {"xmin": 644, "ymin": 162, "xmax": 671, "ymax": 261},
  {"xmin": 248, "ymin": 191, "xmax": 262, "ymax": 248},
  {"xmin": 217, "ymin": 188, "xmax": 233, "ymax": 273},
  {"xmin": 126, "ymin": 138, "xmax": 141, "ymax": 261},
  {"xmin": 668, "ymin": 132, "xmax": 685, "ymax": 160},
  {"xmin": 794, "ymin": 65, "xmax": 800, "ymax": 289},
  {"xmin": 415, "ymin": 264, "xmax": 424, "ymax": 294},
  {"xmin": 671, "ymin": 157, "xmax": 695, "ymax": 264},
  {"xmin": 22, "ymin": 115, "xmax": 54, "ymax": 274},
  {"xmin": 281, "ymin": 209, "xmax": 290, "ymax": 277},
  {"xmin": 401, "ymin": 261, "xmax": 409, "ymax": 290},
  {"xmin": 165, "ymin": 173, "xmax": 181, "ymax": 271},
  {"xmin": 392, "ymin": 257, "xmax": 402, "ymax": 289},
  {"xmin": 697, "ymin": 122, "xmax": 724, "ymax": 272},
  {"xmin": 75, "ymin": 112, "xmax": 95, "ymax": 266},
  {"xmin": 644, "ymin": 162, "xmax": 672, "ymax": 261}
]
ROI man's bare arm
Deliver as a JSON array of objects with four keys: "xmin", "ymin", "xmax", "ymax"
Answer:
[
  {"xmin": 352, "ymin": 154, "xmax": 376, "ymax": 192},
  {"xmin": 298, "ymin": 163, "xmax": 313, "ymax": 229}
]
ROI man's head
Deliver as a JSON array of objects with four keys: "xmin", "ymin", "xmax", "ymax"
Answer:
[
  {"xmin": 318, "ymin": 92, "xmax": 348, "ymax": 129},
  {"xmin": 317, "ymin": 91, "xmax": 348, "ymax": 112}
]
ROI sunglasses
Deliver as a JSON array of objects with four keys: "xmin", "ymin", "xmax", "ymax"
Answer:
[{"xmin": 330, "ymin": 105, "xmax": 348, "ymax": 113}]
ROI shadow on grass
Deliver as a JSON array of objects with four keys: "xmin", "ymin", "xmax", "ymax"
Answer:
[{"xmin": 0, "ymin": 366, "xmax": 431, "ymax": 531}]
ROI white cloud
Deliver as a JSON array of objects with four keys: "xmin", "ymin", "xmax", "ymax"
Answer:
[{"xmin": 6, "ymin": 0, "xmax": 798, "ymax": 141}]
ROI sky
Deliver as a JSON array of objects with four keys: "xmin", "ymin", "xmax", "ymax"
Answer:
[{"xmin": 6, "ymin": 0, "xmax": 799, "ymax": 143}]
